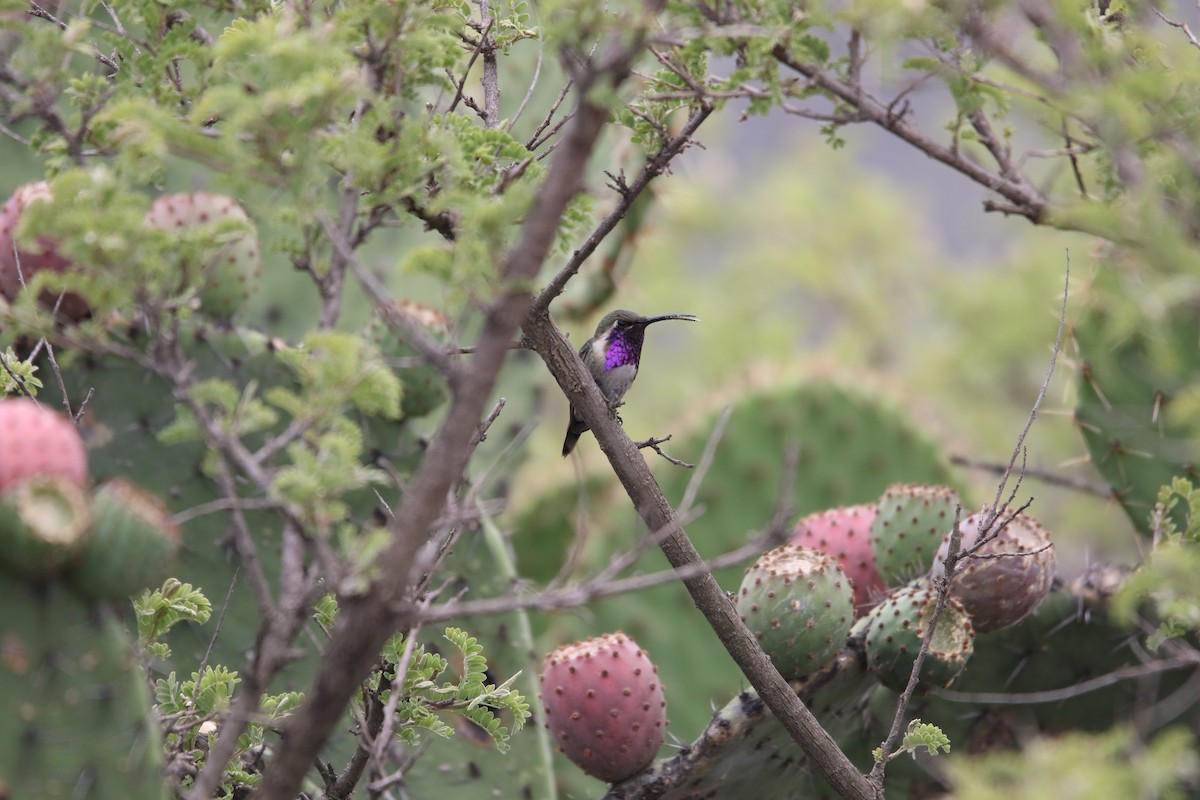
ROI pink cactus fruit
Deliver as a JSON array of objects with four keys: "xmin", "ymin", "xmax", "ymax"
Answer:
[
  {"xmin": 539, "ymin": 632, "xmax": 667, "ymax": 783},
  {"xmin": 0, "ymin": 397, "xmax": 88, "ymax": 492},
  {"xmin": 0, "ymin": 181, "xmax": 90, "ymax": 320},
  {"xmin": 791, "ymin": 504, "xmax": 886, "ymax": 616},
  {"xmin": 145, "ymin": 192, "xmax": 261, "ymax": 319}
]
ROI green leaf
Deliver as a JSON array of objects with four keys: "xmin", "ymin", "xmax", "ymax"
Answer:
[
  {"xmin": 134, "ymin": 579, "xmax": 213, "ymax": 653},
  {"xmin": 901, "ymin": 719, "xmax": 951, "ymax": 759}
]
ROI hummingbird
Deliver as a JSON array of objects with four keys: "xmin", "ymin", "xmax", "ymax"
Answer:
[{"xmin": 562, "ymin": 309, "xmax": 698, "ymax": 457}]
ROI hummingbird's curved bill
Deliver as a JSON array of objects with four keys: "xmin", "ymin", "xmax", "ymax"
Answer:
[{"xmin": 562, "ymin": 310, "xmax": 698, "ymax": 457}]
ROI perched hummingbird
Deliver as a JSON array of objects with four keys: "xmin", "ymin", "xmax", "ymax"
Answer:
[{"xmin": 562, "ymin": 309, "xmax": 698, "ymax": 457}]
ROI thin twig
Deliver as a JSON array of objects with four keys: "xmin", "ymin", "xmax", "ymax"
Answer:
[
  {"xmin": 950, "ymin": 454, "xmax": 1111, "ymax": 497},
  {"xmin": 935, "ymin": 655, "xmax": 1200, "ymax": 705}
]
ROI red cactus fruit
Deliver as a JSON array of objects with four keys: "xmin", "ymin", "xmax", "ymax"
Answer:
[
  {"xmin": 0, "ymin": 398, "xmax": 88, "ymax": 492},
  {"xmin": 539, "ymin": 632, "xmax": 667, "ymax": 783},
  {"xmin": 791, "ymin": 504, "xmax": 886, "ymax": 616},
  {"xmin": 0, "ymin": 181, "xmax": 90, "ymax": 320}
]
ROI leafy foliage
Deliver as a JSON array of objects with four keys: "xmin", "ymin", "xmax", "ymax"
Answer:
[
  {"xmin": 1113, "ymin": 479, "xmax": 1200, "ymax": 649},
  {"xmin": 365, "ymin": 614, "xmax": 533, "ymax": 753},
  {"xmin": 0, "ymin": 347, "xmax": 41, "ymax": 396},
  {"xmin": 873, "ymin": 719, "xmax": 950, "ymax": 764},
  {"xmin": 942, "ymin": 727, "xmax": 1199, "ymax": 800},
  {"xmin": 135, "ymin": 579, "xmax": 214, "ymax": 660}
]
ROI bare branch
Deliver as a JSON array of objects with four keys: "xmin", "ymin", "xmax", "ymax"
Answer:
[
  {"xmin": 250, "ymin": 23, "xmax": 659, "ymax": 796},
  {"xmin": 936, "ymin": 656, "xmax": 1200, "ymax": 705},
  {"xmin": 950, "ymin": 453, "xmax": 1112, "ymax": 497}
]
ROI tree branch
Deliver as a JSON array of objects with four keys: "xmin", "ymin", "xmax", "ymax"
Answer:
[{"xmin": 248, "ymin": 22, "xmax": 657, "ymax": 798}]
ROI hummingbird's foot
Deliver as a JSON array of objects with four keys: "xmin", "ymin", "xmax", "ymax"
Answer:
[{"xmin": 606, "ymin": 399, "xmax": 625, "ymax": 423}]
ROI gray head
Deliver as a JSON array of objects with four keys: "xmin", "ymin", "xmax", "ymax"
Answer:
[{"xmin": 593, "ymin": 309, "xmax": 699, "ymax": 337}]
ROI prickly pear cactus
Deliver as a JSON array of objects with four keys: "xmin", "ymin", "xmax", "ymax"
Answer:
[
  {"xmin": 0, "ymin": 579, "xmax": 166, "ymax": 799},
  {"xmin": 0, "ymin": 182, "xmax": 90, "ymax": 320},
  {"xmin": 860, "ymin": 578, "xmax": 974, "ymax": 692},
  {"xmin": 540, "ymin": 632, "xmax": 667, "ymax": 783},
  {"xmin": 0, "ymin": 476, "xmax": 91, "ymax": 579},
  {"xmin": 606, "ymin": 650, "xmax": 878, "ymax": 800},
  {"xmin": 735, "ymin": 545, "xmax": 854, "ymax": 680},
  {"xmin": 870, "ymin": 484, "xmax": 960, "ymax": 588},
  {"xmin": 363, "ymin": 300, "xmax": 450, "ymax": 419},
  {"xmin": 792, "ymin": 504, "xmax": 885, "ymax": 615},
  {"xmin": 144, "ymin": 193, "xmax": 261, "ymax": 320},
  {"xmin": 1073, "ymin": 289, "xmax": 1200, "ymax": 534},
  {"xmin": 514, "ymin": 380, "xmax": 959, "ymax": 743},
  {"xmin": 66, "ymin": 479, "xmax": 181, "ymax": 603},
  {"xmin": 930, "ymin": 510, "xmax": 1055, "ymax": 633}
]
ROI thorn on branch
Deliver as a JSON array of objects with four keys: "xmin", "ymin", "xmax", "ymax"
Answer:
[
  {"xmin": 605, "ymin": 169, "xmax": 631, "ymax": 198},
  {"xmin": 634, "ymin": 435, "xmax": 694, "ymax": 468}
]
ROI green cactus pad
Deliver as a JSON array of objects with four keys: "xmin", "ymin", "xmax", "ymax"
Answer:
[
  {"xmin": 735, "ymin": 545, "xmax": 855, "ymax": 680},
  {"xmin": 0, "ymin": 477, "xmax": 91, "ymax": 579},
  {"xmin": 1073, "ymin": 290, "xmax": 1200, "ymax": 534},
  {"xmin": 608, "ymin": 651, "xmax": 877, "ymax": 800},
  {"xmin": 66, "ymin": 479, "xmax": 181, "ymax": 602},
  {"xmin": 0, "ymin": 580, "xmax": 166, "ymax": 799},
  {"xmin": 870, "ymin": 483, "xmax": 960, "ymax": 588},
  {"xmin": 861, "ymin": 578, "xmax": 974, "ymax": 692}
]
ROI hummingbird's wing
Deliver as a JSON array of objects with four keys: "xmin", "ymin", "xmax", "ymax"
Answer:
[{"xmin": 564, "ymin": 336, "xmax": 598, "ymax": 456}]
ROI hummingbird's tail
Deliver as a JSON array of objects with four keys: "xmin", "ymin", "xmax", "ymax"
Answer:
[{"xmin": 562, "ymin": 410, "xmax": 589, "ymax": 457}]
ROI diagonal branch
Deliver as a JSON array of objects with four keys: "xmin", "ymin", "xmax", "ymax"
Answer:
[{"xmin": 769, "ymin": 45, "xmax": 1049, "ymax": 225}]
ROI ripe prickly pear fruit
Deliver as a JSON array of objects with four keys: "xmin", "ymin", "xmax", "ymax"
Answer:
[
  {"xmin": 0, "ymin": 476, "xmax": 91, "ymax": 579},
  {"xmin": 930, "ymin": 510, "xmax": 1055, "ymax": 632},
  {"xmin": 860, "ymin": 578, "xmax": 974, "ymax": 692},
  {"xmin": 145, "ymin": 192, "xmax": 261, "ymax": 319},
  {"xmin": 792, "ymin": 504, "xmax": 885, "ymax": 616},
  {"xmin": 0, "ymin": 181, "xmax": 90, "ymax": 320},
  {"xmin": 871, "ymin": 483, "xmax": 960, "ymax": 588},
  {"xmin": 0, "ymin": 397, "xmax": 88, "ymax": 492},
  {"xmin": 539, "ymin": 632, "xmax": 667, "ymax": 783},
  {"xmin": 736, "ymin": 545, "xmax": 854, "ymax": 680},
  {"xmin": 66, "ymin": 479, "xmax": 181, "ymax": 602}
]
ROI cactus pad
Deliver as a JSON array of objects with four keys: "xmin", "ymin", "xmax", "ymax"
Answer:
[
  {"xmin": 0, "ymin": 581, "xmax": 165, "ymax": 799},
  {"xmin": 930, "ymin": 510, "xmax": 1055, "ymax": 633},
  {"xmin": 870, "ymin": 483, "xmax": 960, "ymax": 588},
  {"xmin": 791, "ymin": 504, "xmax": 885, "ymax": 616},
  {"xmin": 735, "ymin": 545, "xmax": 854, "ymax": 680},
  {"xmin": 540, "ymin": 632, "xmax": 667, "ymax": 783},
  {"xmin": 1073, "ymin": 290, "xmax": 1200, "ymax": 534},
  {"xmin": 861, "ymin": 578, "xmax": 974, "ymax": 691}
]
